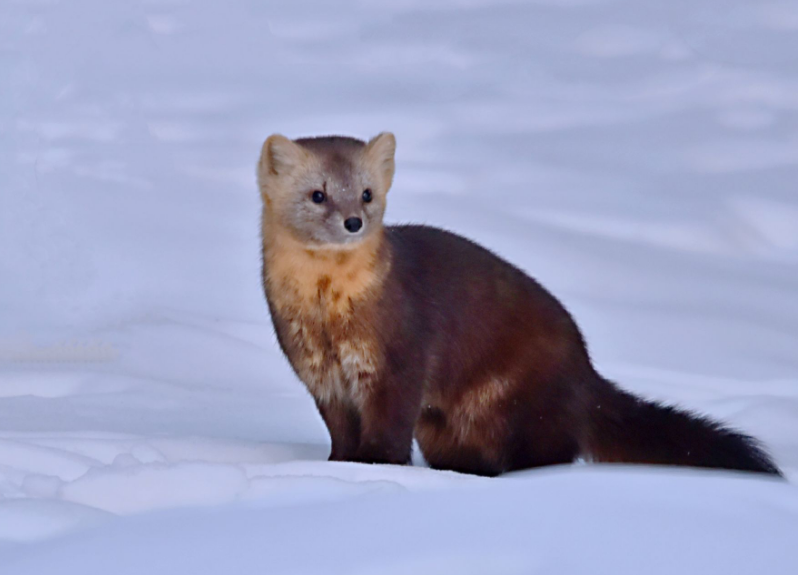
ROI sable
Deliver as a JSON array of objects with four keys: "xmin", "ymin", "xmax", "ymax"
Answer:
[{"xmin": 257, "ymin": 132, "xmax": 782, "ymax": 477}]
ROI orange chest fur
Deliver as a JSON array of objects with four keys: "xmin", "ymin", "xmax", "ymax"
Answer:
[{"xmin": 263, "ymin": 236, "xmax": 387, "ymax": 404}]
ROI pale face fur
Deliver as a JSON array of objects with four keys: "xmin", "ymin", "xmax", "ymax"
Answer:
[{"xmin": 258, "ymin": 133, "xmax": 395, "ymax": 247}]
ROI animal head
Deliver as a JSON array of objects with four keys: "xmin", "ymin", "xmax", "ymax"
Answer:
[{"xmin": 258, "ymin": 133, "xmax": 396, "ymax": 246}]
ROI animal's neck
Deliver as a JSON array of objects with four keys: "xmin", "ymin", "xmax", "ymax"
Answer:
[{"xmin": 262, "ymin": 219, "xmax": 388, "ymax": 315}]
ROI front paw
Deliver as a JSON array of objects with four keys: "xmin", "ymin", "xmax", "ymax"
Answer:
[
  {"xmin": 352, "ymin": 443, "xmax": 411, "ymax": 466},
  {"xmin": 328, "ymin": 450, "xmax": 357, "ymax": 462}
]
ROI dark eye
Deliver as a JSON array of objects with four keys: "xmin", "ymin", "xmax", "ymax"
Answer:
[
  {"xmin": 311, "ymin": 190, "xmax": 326, "ymax": 204},
  {"xmin": 362, "ymin": 189, "xmax": 373, "ymax": 203}
]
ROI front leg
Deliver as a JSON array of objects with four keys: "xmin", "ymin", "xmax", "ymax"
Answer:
[
  {"xmin": 353, "ymin": 374, "xmax": 422, "ymax": 466},
  {"xmin": 316, "ymin": 398, "xmax": 361, "ymax": 461}
]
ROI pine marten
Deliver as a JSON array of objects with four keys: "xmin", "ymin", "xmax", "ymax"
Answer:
[{"xmin": 256, "ymin": 132, "xmax": 781, "ymax": 477}]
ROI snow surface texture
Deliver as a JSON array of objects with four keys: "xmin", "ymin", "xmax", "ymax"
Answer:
[{"xmin": 2, "ymin": 0, "xmax": 798, "ymax": 572}]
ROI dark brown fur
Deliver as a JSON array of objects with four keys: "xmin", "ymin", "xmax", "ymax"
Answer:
[{"xmin": 260, "ymin": 137, "xmax": 782, "ymax": 477}]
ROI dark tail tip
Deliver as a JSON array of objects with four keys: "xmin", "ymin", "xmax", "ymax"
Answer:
[{"xmin": 731, "ymin": 434, "xmax": 783, "ymax": 477}]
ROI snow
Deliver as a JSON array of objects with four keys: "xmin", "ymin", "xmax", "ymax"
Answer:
[
  {"xmin": 1, "ymin": 468, "xmax": 797, "ymax": 575},
  {"xmin": 2, "ymin": 0, "xmax": 798, "ymax": 572}
]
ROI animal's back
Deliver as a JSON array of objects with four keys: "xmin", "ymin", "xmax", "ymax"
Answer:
[{"xmin": 384, "ymin": 224, "xmax": 591, "ymax": 382}]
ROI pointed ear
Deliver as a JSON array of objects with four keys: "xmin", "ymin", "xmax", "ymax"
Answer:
[
  {"xmin": 258, "ymin": 134, "xmax": 306, "ymax": 182},
  {"xmin": 364, "ymin": 132, "xmax": 396, "ymax": 191}
]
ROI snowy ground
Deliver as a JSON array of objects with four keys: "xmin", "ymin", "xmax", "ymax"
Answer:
[{"xmin": 2, "ymin": 0, "xmax": 798, "ymax": 572}]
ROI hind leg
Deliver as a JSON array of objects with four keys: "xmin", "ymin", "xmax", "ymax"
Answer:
[
  {"xmin": 416, "ymin": 410, "xmax": 577, "ymax": 476},
  {"xmin": 415, "ymin": 381, "xmax": 580, "ymax": 476},
  {"xmin": 415, "ymin": 406, "xmax": 507, "ymax": 477}
]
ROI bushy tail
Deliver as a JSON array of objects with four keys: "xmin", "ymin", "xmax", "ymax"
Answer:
[{"xmin": 582, "ymin": 377, "xmax": 782, "ymax": 476}]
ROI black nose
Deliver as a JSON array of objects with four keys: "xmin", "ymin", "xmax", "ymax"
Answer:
[{"xmin": 344, "ymin": 217, "xmax": 363, "ymax": 233}]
